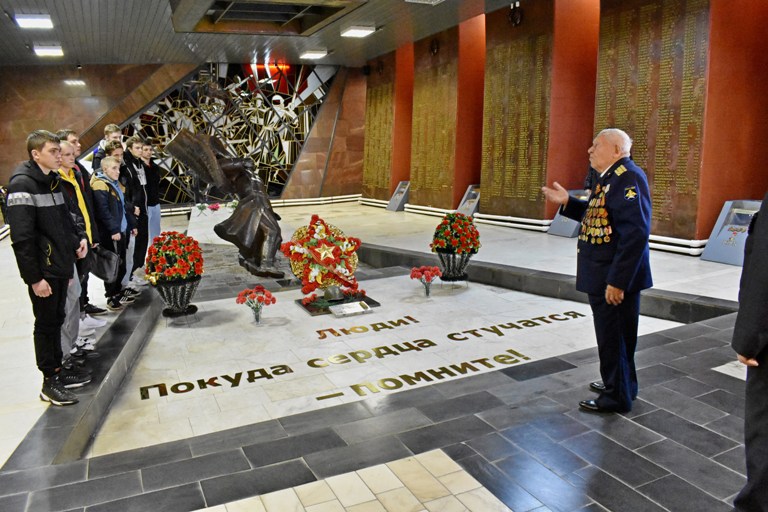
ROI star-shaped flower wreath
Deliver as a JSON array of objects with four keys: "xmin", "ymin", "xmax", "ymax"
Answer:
[{"xmin": 281, "ymin": 215, "xmax": 362, "ymax": 295}]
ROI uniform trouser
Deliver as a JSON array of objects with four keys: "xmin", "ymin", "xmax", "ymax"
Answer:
[
  {"xmin": 28, "ymin": 278, "xmax": 69, "ymax": 378},
  {"xmin": 105, "ymin": 237, "xmax": 127, "ymax": 298},
  {"xmin": 147, "ymin": 204, "xmax": 161, "ymax": 250},
  {"xmin": 588, "ymin": 290, "xmax": 640, "ymax": 412},
  {"xmin": 60, "ymin": 264, "xmax": 81, "ymax": 356},
  {"xmin": 735, "ymin": 364, "xmax": 768, "ymax": 512},
  {"xmin": 131, "ymin": 213, "xmax": 149, "ymax": 277}
]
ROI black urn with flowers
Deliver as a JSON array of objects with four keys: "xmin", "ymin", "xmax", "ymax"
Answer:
[{"xmin": 430, "ymin": 213, "xmax": 481, "ymax": 281}]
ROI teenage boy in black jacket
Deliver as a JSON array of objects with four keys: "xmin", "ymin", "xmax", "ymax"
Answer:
[{"xmin": 6, "ymin": 130, "xmax": 90, "ymax": 406}]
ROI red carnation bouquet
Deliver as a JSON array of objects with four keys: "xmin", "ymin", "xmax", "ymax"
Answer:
[
  {"xmin": 236, "ymin": 285, "xmax": 276, "ymax": 310},
  {"xmin": 145, "ymin": 231, "xmax": 204, "ymax": 285},
  {"xmin": 429, "ymin": 212, "xmax": 481, "ymax": 255}
]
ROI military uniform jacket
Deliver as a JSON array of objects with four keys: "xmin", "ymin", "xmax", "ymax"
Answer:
[
  {"xmin": 560, "ymin": 156, "xmax": 653, "ymax": 295},
  {"xmin": 732, "ymin": 191, "xmax": 768, "ymax": 364}
]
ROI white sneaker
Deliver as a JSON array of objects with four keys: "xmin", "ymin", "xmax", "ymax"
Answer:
[
  {"xmin": 80, "ymin": 314, "xmax": 107, "ymax": 329},
  {"xmin": 79, "ymin": 326, "xmax": 95, "ymax": 337},
  {"xmin": 75, "ymin": 336, "xmax": 97, "ymax": 350}
]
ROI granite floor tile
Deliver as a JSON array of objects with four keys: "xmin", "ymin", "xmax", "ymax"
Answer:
[
  {"xmin": 528, "ymin": 413, "xmax": 592, "ymax": 442},
  {"xmin": 85, "ymin": 483, "xmax": 205, "ymax": 512},
  {"xmin": 441, "ymin": 443, "xmax": 478, "ymax": 461},
  {"xmin": 632, "ymin": 409, "xmax": 739, "ymax": 457},
  {"xmin": 332, "ymin": 408, "xmax": 433, "ymax": 444},
  {"xmin": 278, "ymin": 402, "xmax": 373, "ymax": 436},
  {"xmin": 500, "ymin": 358, "xmax": 577, "ymax": 381},
  {"xmin": 660, "ymin": 376, "xmax": 717, "ymax": 398},
  {"xmin": 430, "ymin": 371, "xmax": 515, "ymax": 399},
  {"xmin": 572, "ymin": 466, "xmax": 667, "ymax": 512},
  {"xmin": 464, "ymin": 433, "xmax": 521, "ymax": 463},
  {"xmin": 664, "ymin": 335, "xmax": 728, "ymax": 356},
  {"xmin": 87, "ymin": 441, "xmax": 192, "ymax": 479},
  {"xmin": 704, "ymin": 414, "xmax": 744, "ymax": 443},
  {"xmin": 0, "ymin": 460, "xmax": 87, "ymax": 495},
  {"xmin": 561, "ymin": 431, "xmax": 668, "ymax": 487},
  {"xmin": 633, "ymin": 346, "xmax": 686, "ymax": 370},
  {"xmin": 200, "ymin": 459, "xmax": 315, "ymax": 506},
  {"xmin": 635, "ymin": 364, "xmax": 688, "ymax": 388},
  {"xmin": 661, "ymin": 323, "xmax": 718, "ymax": 341},
  {"xmin": 242, "ymin": 428, "xmax": 347, "ymax": 468},
  {"xmin": 637, "ymin": 439, "xmax": 745, "ymax": 499},
  {"xmin": 141, "ymin": 449, "xmax": 251, "ymax": 492},
  {"xmin": 713, "ymin": 446, "xmax": 746, "ymax": 476},
  {"xmin": 635, "ymin": 331, "xmax": 677, "ymax": 350},
  {"xmin": 27, "ymin": 471, "xmax": 142, "ymax": 512},
  {"xmin": 557, "ymin": 347, "xmax": 599, "ymax": 367},
  {"xmin": 699, "ymin": 312, "xmax": 738, "ymax": 329},
  {"xmin": 396, "ymin": 415, "xmax": 495, "ymax": 454},
  {"xmin": 640, "ymin": 385, "xmax": 728, "ymax": 425},
  {"xmin": 304, "ymin": 435, "xmax": 412, "ymax": 479},
  {"xmin": 0, "ymin": 493, "xmax": 28, "ymax": 512},
  {"xmin": 458, "ymin": 454, "xmax": 543, "ymax": 512},
  {"xmin": 488, "ymin": 375, "xmax": 574, "ymax": 406},
  {"xmin": 187, "ymin": 420, "xmax": 287, "ymax": 457},
  {"xmin": 575, "ymin": 504, "xmax": 609, "ymax": 512},
  {"xmin": 416, "ymin": 391, "xmax": 505, "ymax": 422},
  {"xmin": 477, "ymin": 397, "xmax": 569, "ymax": 431},
  {"xmin": 564, "ymin": 410, "xmax": 663, "ymax": 450},
  {"xmin": 495, "ymin": 450, "xmax": 592, "ymax": 512},
  {"xmin": 664, "ymin": 347, "xmax": 739, "ymax": 375},
  {"xmin": 689, "ymin": 369, "xmax": 745, "ymax": 397},
  {"xmin": 695, "ymin": 389, "xmax": 746, "ymax": 418},
  {"xmin": 500, "ymin": 424, "xmax": 590, "ymax": 477},
  {"xmin": 361, "ymin": 386, "xmax": 446, "ymax": 416},
  {"xmin": 637, "ymin": 474, "xmax": 732, "ymax": 512}
]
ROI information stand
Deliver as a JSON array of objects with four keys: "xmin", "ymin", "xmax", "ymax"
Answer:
[
  {"xmin": 701, "ymin": 200, "xmax": 761, "ymax": 266},
  {"xmin": 386, "ymin": 181, "xmax": 410, "ymax": 211},
  {"xmin": 456, "ymin": 185, "xmax": 480, "ymax": 216}
]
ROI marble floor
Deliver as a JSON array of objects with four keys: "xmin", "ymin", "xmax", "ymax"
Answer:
[{"xmin": 0, "ymin": 203, "xmax": 749, "ymax": 512}]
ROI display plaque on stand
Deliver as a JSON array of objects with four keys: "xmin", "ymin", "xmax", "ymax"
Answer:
[
  {"xmin": 701, "ymin": 200, "xmax": 761, "ymax": 266},
  {"xmin": 386, "ymin": 181, "xmax": 410, "ymax": 211},
  {"xmin": 456, "ymin": 185, "xmax": 481, "ymax": 217},
  {"xmin": 547, "ymin": 190, "xmax": 588, "ymax": 238}
]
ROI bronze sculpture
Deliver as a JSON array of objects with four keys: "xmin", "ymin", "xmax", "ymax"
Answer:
[{"xmin": 165, "ymin": 129, "xmax": 284, "ymax": 278}]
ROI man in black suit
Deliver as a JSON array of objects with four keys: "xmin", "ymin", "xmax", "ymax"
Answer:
[
  {"xmin": 731, "ymin": 191, "xmax": 768, "ymax": 512},
  {"xmin": 542, "ymin": 128, "xmax": 653, "ymax": 413}
]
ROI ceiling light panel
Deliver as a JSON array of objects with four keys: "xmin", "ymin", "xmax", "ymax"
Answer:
[
  {"xmin": 16, "ymin": 14, "xmax": 53, "ymax": 29},
  {"xmin": 341, "ymin": 25, "xmax": 375, "ymax": 38},
  {"xmin": 33, "ymin": 45, "xmax": 64, "ymax": 57},
  {"xmin": 300, "ymin": 50, "xmax": 327, "ymax": 59}
]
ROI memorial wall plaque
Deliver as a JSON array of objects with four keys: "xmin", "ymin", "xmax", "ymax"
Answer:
[
  {"xmin": 479, "ymin": 3, "xmax": 553, "ymax": 218},
  {"xmin": 595, "ymin": 0, "xmax": 710, "ymax": 239},
  {"xmin": 362, "ymin": 79, "xmax": 395, "ymax": 200},
  {"xmin": 409, "ymin": 28, "xmax": 459, "ymax": 209}
]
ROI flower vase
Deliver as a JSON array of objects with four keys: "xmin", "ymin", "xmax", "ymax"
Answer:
[
  {"xmin": 436, "ymin": 250, "xmax": 474, "ymax": 282},
  {"xmin": 154, "ymin": 275, "xmax": 201, "ymax": 317},
  {"xmin": 252, "ymin": 305, "xmax": 263, "ymax": 324},
  {"xmin": 422, "ymin": 279, "xmax": 432, "ymax": 297}
]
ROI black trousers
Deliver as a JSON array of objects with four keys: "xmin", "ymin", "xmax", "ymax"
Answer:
[
  {"xmin": 28, "ymin": 278, "xmax": 68, "ymax": 377},
  {"xmin": 588, "ymin": 290, "xmax": 641, "ymax": 412},
  {"xmin": 132, "ymin": 213, "xmax": 149, "ymax": 274},
  {"xmin": 735, "ymin": 364, "xmax": 768, "ymax": 512},
  {"xmin": 104, "ymin": 236, "xmax": 127, "ymax": 298}
]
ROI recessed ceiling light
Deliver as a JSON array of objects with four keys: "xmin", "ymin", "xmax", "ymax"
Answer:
[
  {"xmin": 64, "ymin": 79, "xmax": 86, "ymax": 86},
  {"xmin": 341, "ymin": 25, "xmax": 375, "ymax": 38},
  {"xmin": 33, "ymin": 44, "xmax": 63, "ymax": 57},
  {"xmin": 300, "ymin": 50, "xmax": 327, "ymax": 60},
  {"xmin": 16, "ymin": 14, "xmax": 53, "ymax": 29},
  {"xmin": 404, "ymin": 0, "xmax": 447, "ymax": 5}
]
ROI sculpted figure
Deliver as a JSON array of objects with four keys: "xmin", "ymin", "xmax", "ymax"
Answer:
[{"xmin": 165, "ymin": 129, "xmax": 284, "ymax": 278}]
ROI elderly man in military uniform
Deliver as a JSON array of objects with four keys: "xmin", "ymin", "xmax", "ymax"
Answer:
[{"xmin": 542, "ymin": 128, "xmax": 652, "ymax": 413}]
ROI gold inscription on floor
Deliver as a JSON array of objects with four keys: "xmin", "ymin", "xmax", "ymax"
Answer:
[{"xmin": 139, "ymin": 310, "xmax": 586, "ymax": 401}]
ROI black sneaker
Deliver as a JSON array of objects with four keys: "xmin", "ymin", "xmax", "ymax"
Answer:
[
  {"xmin": 122, "ymin": 288, "xmax": 140, "ymax": 298},
  {"xmin": 106, "ymin": 296, "xmax": 124, "ymax": 311},
  {"xmin": 83, "ymin": 303, "xmax": 107, "ymax": 316},
  {"xmin": 63, "ymin": 359, "xmax": 92, "ymax": 375},
  {"xmin": 119, "ymin": 291, "xmax": 136, "ymax": 305},
  {"xmin": 58, "ymin": 368, "xmax": 92, "ymax": 388},
  {"xmin": 40, "ymin": 375, "xmax": 79, "ymax": 405},
  {"xmin": 70, "ymin": 348, "xmax": 100, "ymax": 360}
]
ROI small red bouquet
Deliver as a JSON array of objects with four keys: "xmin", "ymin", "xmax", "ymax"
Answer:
[
  {"xmin": 236, "ymin": 285, "xmax": 276, "ymax": 310},
  {"xmin": 410, "ymin": 266, "xmax": 442, "ymax": 297}
]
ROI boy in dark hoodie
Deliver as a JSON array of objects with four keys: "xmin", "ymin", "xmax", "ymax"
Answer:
[{"xmin": 6, "ymin": 130, "xmax": 90, "ymax": 406}]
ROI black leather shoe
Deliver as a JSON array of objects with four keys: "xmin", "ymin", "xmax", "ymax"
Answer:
[
  {"xmin": 579, "ymin": 399, "xmax": 611, "ymax": 413},
  {"xmin": 589, "ymin": 381, "xmax": 605, "ymax": 393}
]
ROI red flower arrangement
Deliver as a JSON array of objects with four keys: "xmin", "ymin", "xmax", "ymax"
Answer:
[
  {"xmin": 281, "ymin": 215, "xmax": 363, "ymax": 297},
  {"xmin": 236, "ymin": 285, "xmax": 276, "ymax": 311},
  {"xmin": 410, "ymin": 266, "xmax": 442, "ymax": 283},
  {"xmin": 145, "ymin": 231, "xmax": 204, "ymax": 285},
  {"xmin": 429, "ymin": 212, "xmax": 481, "ymax": 255},
  {"xmin": 208, "ymin": 203, "xmax": 221, "ymax": 212}
]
